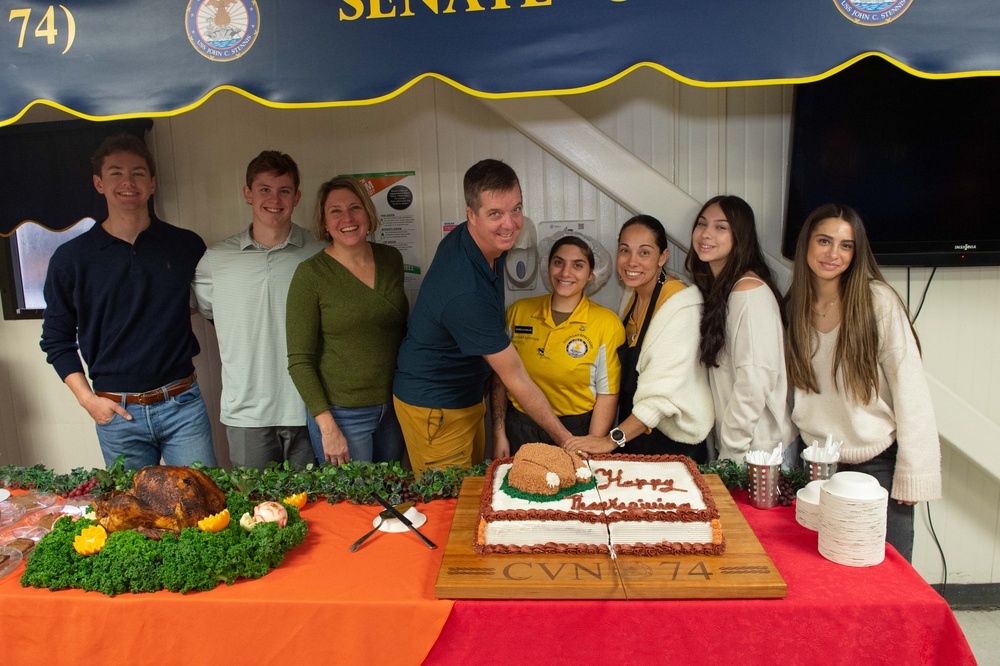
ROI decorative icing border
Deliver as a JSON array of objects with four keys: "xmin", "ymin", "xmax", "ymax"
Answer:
[{"xmin": 475, "ymin": 453, "xmax": 726, "ymax": 556}]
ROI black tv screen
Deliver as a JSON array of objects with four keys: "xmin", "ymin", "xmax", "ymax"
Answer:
[{"xmin": 784, "ymin": 57, "xmax": 1000, "ymax": 267}]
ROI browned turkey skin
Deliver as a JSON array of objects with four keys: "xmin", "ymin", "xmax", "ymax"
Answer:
[{"xmin": 93, "ymin": 466, "xmax": 227, "ymax": 536}]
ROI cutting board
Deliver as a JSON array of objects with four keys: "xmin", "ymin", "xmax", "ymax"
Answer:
[{"xmin": 434, "ymin": 474, "xmax": 786, "ymax": 599}]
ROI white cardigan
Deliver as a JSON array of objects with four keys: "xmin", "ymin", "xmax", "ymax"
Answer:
[{"xmin": 625, "ymin": 285, "xmax": 715, "ymax": 444}]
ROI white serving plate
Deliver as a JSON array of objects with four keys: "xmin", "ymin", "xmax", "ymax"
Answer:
[{"xmin": 374, "ymin": 506, "xmax": 427, "ymax": 533}]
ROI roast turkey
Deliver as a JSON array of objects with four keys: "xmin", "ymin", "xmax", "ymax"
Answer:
[{"xmin": 93, "ymin": 466, "xmax": 227, "ymax": 535}]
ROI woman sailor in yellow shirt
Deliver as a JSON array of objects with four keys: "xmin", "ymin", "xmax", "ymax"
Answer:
[{"xmin": 491, "ymin": 234, "xmax": 625, "ymax": 457}]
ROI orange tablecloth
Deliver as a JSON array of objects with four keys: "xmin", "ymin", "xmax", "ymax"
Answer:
[{"xmin": 0, "ymin": 498, "xmax": 456, "ymax": 666}]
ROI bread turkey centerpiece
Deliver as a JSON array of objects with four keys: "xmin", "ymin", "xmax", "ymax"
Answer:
[{"xmin": 92, "ymin": 466, "xmax": 227, "ymax": 538}]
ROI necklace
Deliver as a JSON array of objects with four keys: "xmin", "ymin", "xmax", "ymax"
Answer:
[
  {"xmin": 811, "ymin": 299, "xmax": 838, "ymax": 318},
  {"xmin": 628, "ymin": 297, "xmax": 650, "ymax": 344}
]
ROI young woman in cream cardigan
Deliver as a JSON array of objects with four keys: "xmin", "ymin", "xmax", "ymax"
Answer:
[
  {"xmin": 567, "ymin": 215, "xmax": 713, "ymax": 462},
  {"xmin": 785, "ymin": 204, "xmax": 941, "ymax": 561}
]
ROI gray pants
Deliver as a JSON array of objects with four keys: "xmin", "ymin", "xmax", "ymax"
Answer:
[{"xmin": 226, "ymin": 425, "xmax": 316, "ymax": 470}]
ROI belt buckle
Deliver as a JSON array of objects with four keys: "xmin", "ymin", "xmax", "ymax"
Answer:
[{"xmin": 134, "ymin": 389, "xmax": 164, "ymax": 406}]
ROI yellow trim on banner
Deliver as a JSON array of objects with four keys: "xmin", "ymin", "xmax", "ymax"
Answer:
[{"xmin": 3, "ymin": 53, "xmax": 1000, "ymax": 128}]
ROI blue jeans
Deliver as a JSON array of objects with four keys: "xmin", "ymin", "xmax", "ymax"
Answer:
[
  {"xmin": 307, "ymin": 402, "xmax": 404, "ymax": 464},
  {"xmin": 95, "ymin": 382, "xmax": 216, "ymax": 470}
]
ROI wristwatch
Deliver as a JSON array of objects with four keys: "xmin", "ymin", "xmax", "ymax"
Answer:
[{"xmin": 610, "ymin": 427, "xmax": 627, "ymax": 448}]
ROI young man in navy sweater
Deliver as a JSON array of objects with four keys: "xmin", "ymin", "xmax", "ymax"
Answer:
[{"xmin": 41, "ymin": 134, "xmax": 216, "ymax": 470}]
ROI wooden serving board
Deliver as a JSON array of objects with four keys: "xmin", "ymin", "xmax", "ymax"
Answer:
[{"xmin": 434, "ymin": 475, "xmax": 786, "ymax": 600}]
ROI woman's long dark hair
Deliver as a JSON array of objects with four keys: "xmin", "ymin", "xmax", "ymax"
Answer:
[{"xmin": 685, "ymin": 195, "xmax": 781, "ymax": 368}]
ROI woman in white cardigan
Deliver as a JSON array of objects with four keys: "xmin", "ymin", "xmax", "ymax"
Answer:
[
  {"xmin": 785, "ymin": 204, "xmax": 941, "ymax": 561},
  {"xmin": 566, "ymin": 215, "xmax": 713, "ymax": 462},
  {"xmin": 685, "ymin": 195, "xmax": 794, "ymax": 463}
]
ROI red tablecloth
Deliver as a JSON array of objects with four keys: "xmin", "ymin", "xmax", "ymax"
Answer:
[
  {"xmin": 1, "ymin": 490, "xmax": 977, "ymax": 666},
  {"xmin": 425, "ymin": 490, "xmax": 977, "ymax": 666}
]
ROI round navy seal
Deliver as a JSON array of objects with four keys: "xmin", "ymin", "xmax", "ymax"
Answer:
[
  {"xmin": 186, "ymin": 0, "xmax": 260, "ymax": 61},
  {"xmin": 833, "ymin": 0, "xmax": 912, "ymax": 26},
  {"xmin": 565, "ymin": 338, "xmax": 589, "ymax": 359}
]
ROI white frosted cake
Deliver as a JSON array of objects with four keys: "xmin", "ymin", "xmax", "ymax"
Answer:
[{"xmin": 475, "ymin": 449, "xmax": 725, "ymax": 556}]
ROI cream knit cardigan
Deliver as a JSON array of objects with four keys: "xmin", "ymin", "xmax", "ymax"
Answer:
[{"xmin": 622, "ymin": 284, "xmax": 715, "ymax": 444}]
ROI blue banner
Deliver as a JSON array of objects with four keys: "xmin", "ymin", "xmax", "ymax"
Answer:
[{"xmin": 2, "ymin": 0, "xmax": 999, "ymax": 125}]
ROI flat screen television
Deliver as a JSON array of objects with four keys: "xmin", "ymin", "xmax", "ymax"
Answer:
[{"xmin": 784, "ymin": 57, "xmax": 1000, "ymax": 267}]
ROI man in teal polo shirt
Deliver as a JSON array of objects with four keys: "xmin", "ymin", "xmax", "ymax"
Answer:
[
  {"xmin": 192, "ymin": 151, "xmax": 324, "ymax": 469},
  {"xmin": 393, "ymin": 159, "xmax": 571, "ymax": 473}
]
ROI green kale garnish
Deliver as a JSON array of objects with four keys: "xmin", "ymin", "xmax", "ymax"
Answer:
[{"xmin": 20, "ymin": 492, "xmax": 307, "ymax": 596}]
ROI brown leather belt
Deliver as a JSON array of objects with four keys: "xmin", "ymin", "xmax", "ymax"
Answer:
[{"xmin": 95, "ymin": 373, "xmax": 196, "ymax": 406}]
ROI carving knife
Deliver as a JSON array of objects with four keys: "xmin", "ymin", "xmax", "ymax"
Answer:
[
  {"xmin": 584, "ymin": 459, "xmax": 629, "ymax": 601},
  {"xmin": 369, "ymin": 493, "xmax": 437, "ymax": 549}
]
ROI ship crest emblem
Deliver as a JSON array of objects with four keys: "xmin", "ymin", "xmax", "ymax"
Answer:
[{"xmin": 186, "ymin": 0, "xmax": 260, "ymax": 61}]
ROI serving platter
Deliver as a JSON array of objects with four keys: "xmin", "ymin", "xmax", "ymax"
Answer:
[
  {"xmin": 435, "ymin": 474, "xmax": 786, "ymax": 600},
  {"xmin": 5, "ymin": 492, "xmax": 58, "ymax": 512},
  {"xmin": 0, "ymin": 546, "xmax": 23, "ymax": 580},
  {"xmin": 0, "ymin": 501, "xmax": 26, "ymax": 530}
]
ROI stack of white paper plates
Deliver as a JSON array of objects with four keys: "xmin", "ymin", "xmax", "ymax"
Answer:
[
  {"xmin": 818, "ymin": 472, "xmax": 888, "ymax": 567},
  {"xmin": 795, "ymin": 479, "xmax": 827, "ymax": 531}
]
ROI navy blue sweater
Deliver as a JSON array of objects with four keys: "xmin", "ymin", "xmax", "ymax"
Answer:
[{"xmin": 40, "ymin": 218, "xmax": 205, "ymax": 392}]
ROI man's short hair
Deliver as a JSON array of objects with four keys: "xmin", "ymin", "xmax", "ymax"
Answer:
[
  {"xmin": 246, "ymin": 150, "xmax": 300, "ymax": 191},
  {"xmin": 91, "ymin": 134, "xmax": 156, "ymax": 177},
  {"xmin": 463, "ymin": 159, "xmax": 520, "ymax": 211}
]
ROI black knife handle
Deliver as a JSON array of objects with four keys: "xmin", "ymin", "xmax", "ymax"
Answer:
[{"xmin": 369, "ymin": 493, "xmax": 437, "ymax": 549}]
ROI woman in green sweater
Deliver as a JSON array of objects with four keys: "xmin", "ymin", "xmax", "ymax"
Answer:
[{"xmin": 286, "ymin": 176, "xmax": 408, "ymax": 465}]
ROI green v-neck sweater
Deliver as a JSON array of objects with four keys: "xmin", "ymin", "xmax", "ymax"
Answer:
[{"xmin": 286, "ymin": 243, "xmax": 408, "ymax": 415}]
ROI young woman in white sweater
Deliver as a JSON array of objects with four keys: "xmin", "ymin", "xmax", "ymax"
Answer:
[
  {"xmin": 685, "ymin": 195, "xmax": 794, "ymax": 463},
  {"xmin": 785, "ymin": 204, "xmax": 941, "ymax": 562}
]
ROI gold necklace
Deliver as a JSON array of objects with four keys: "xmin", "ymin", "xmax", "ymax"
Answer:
[
  {"xmin": 628, "ymin": 297, "xmax": 650, "ymax": 343},
  {"xmin": 811, "ymin": 299, "xmax": 838, "ymax": 317}
]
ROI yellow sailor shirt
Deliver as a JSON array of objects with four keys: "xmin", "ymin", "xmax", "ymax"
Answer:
[{"xmin": 506, "ymin": 293, "xmax": 625, "ymax": 417}]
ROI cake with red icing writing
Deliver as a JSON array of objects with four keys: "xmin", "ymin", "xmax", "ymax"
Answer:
[{"xmin": 475, "ymin": 445, "xmax": 724, "ymax": 555}]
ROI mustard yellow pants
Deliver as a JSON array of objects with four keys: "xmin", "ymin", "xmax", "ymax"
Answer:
[{"xmin": 393, "ymin": 396, "xmax": 485, "ymax": 475}]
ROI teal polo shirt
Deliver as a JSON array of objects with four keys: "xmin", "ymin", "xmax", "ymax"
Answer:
[{"xmin": 393, "ymin": 222, "xmax": 510, "ymax": 409}]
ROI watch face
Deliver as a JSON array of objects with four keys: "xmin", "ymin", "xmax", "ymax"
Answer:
[{"xmin": 611, "ymin": 428, "xmax": 625, "ymax": 446}]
